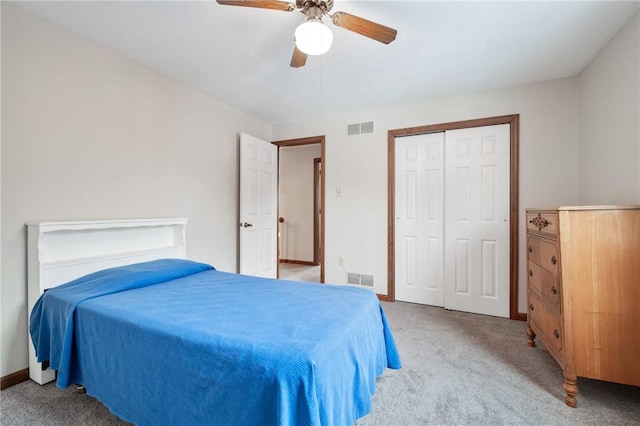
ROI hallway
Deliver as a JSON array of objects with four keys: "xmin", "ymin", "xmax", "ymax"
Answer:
[{"xmin": 278, "ymin": 263, "xmax": 320, "ymax": 283}]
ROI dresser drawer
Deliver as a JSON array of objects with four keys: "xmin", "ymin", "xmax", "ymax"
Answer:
[
  {"xmin": 527, "ymin": 236, "xmax": 559, "ymax": 274},
  {"xmin": 527, "ymin": 261, "xmax": 561, "ymax": 311},
  {"xmin": 528, "ymin": 292, "xmax": 564, "ymax": 362},
  {"xmin": 527, "ymin": 211, "xmax": 558, "ymax": 237}
]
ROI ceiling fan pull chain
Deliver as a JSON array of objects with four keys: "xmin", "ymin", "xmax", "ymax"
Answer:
[{"xmin": 320, "ymin": 51, "xmax": 324, "ymax": 92}]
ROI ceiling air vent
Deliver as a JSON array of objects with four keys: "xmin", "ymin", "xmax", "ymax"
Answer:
[{"xmin": 346, "ymin": 121, "xmax": 375, "ymax": 136}]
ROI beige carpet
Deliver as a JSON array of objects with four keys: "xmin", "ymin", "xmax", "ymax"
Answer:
[
  {"xmin": 2, "ymin": 301, "xmax": 639, "ymax": 425},
  {"xmin": 278, "ymin": 262, "xmax": 321, "ymax": 283},
  {"xmin": 358, "ymin": 301, "xmax": 640, "ymax": 425}
]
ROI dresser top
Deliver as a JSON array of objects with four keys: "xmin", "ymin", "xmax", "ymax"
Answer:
[{"xmin": 527, "ymin": 205, "xmax": 640, "ymax": 212}]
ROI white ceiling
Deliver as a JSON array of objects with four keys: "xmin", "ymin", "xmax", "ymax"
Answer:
[{"xmin": 10, "ymin": 1, "xmax": 639, "ymax": 124}]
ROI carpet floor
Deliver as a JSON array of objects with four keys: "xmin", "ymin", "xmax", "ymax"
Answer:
[
  {"xmin": 2, "ymin": 301, "xmax": 638, "ymax": 425},
  {"xmin": 278, "ymin": 262, "xmax": 321, "ymax": 283}
]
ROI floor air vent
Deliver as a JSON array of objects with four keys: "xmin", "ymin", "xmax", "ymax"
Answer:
[{"xmin": 346, "ymin": 272, "xmax": 374, "ymax": 287}]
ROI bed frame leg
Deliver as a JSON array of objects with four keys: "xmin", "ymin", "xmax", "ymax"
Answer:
[{"xmin": 76, "ymin": 384, "xmax": 86, "ymax": 394}]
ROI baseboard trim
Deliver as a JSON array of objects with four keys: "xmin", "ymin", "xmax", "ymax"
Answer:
[
  {"xmin": 279, "ymin": 259, "xmax": 316, "ymax": 266},
  {"xmin": 1, "ymin": 368, "xmax": 29, "ymax": 390},
  {"xmin": 376, "ymin": 299, "xmax": 528, "ymax": 321}
]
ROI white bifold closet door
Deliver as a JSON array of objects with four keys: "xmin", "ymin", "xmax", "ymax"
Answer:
[
  {"xmin": 395, "ymin": 124, "xmax": 510, "ymax": 318},
  {"xmin": 395, "ymin": 132, "xmax": 446, "ymax": 306}
]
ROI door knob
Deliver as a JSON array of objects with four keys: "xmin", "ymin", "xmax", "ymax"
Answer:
[{"xmin": 240, "ymin": 222, "xmax": 253, "ymax": 228}]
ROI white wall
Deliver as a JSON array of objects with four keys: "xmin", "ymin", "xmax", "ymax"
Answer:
[
  {"xmin": 1, "ymin": 4, "xmax": 270, "ymax": 378},
  {"xmin": 272, "ymin": 10, "xmax": 639, "ymax": 317},
  {"xmin": 279, "ymin": 144, "xmax": 321, "ymax": 263},
  {"xmin": 3, "ymin": 3, "xmax": 637, "ymax": 383},
  {"xmin": 0, "ymin": 3, "xmax": 3, "ymax": 383},
  {"xmin": 578, "ymin": 12, "xmax": 640, "ymax": 204},
  {"xmin": 273, "ymin": 78, "xmax": 580, "ymax": 313}
]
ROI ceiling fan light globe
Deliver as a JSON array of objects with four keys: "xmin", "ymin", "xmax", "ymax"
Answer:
[{"xmin": 294, "ymin": 21, "xmax": 333, "ymax": 55}]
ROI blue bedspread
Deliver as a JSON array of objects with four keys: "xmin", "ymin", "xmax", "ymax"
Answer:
[{"xmin": 30, "ymin": 259, "xmax": 401, "ymax": 426}]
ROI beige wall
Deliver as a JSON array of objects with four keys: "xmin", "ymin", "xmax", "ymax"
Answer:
[
  {"xmin": 271, "ymin": 10, "xmax": 639, "ymax": 317},
  {"xmin": 2, "ymin": 4, "xmax": 638, "ymax": 381},
  {"xmin": 0, "ymin": 2, "xmax": 3, "ymax": 382},
  {"xmin": 578, "ymin": 12, "xmax": 640, "ymax": 204},
  {"xmin": 1, "ymin": 4, "xmax": 270, "ymax": 377},
  {"xmin": 273, "ymin": 78, "xmax": 580, "ymax": 312}
]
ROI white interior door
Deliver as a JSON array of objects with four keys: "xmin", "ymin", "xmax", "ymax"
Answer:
[
  {"xmin": 239, "ymin": 133, "xmax": 277, "ymax": 278},
  {"xmin": 444, "ymin": 124, "xmax": 510, "ymax": 317},
  {"xmin": 395, "ymin": 132, "xmax": 445, "ymax": 306}
]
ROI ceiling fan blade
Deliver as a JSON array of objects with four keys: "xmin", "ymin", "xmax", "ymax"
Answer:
[
  {"xmin": 290, "ymin": 45, "xmax": 308, "ymax": 68},
  {"xmin": 331, "ymin": 11, "xmax": 397, "ymax": 44},
  {"xmin": 216, "ymin": 1, "xmax": 295, "ymax": 12}
]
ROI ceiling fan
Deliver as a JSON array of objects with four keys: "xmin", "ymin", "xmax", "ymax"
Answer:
[{"xmin": 216, "ymin": 0, "xmax": 398, "ymax": 68}]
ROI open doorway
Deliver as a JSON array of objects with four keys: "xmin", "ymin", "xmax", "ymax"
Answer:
[{"xmin": 273, "ymin": 136, "xmax": 325, "ymax": 283}]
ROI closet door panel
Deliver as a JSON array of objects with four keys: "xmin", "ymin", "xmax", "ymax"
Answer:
[
  {"xmin": 395, "ymin": 133, "xmax": 445, "ymax": 306},
  {"xmin": 444, "ymin": 124, "xmax": 510, "ymax": 317}
]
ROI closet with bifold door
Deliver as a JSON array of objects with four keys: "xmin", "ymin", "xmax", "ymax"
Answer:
[{"xmin": 394, "ymin": 123, "xmax": 511, "ymax": 317}]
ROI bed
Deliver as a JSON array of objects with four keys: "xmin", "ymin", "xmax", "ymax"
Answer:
[{"xmin": 27, "ymin": 219, "xmax": 401, "ymax": 426}]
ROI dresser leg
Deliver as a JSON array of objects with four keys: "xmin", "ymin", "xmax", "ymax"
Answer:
[
  {"xmin": 526, "ymin": 325, "xmax": 536, "ymax": 347},
  {"xmin": 563, "ymin": 378, "xmax": 578, "ymax": 408}
]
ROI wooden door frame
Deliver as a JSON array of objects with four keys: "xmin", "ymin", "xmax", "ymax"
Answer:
[
  {"xmin": 313, "ymin": 157, "xmax": 322, "ymax": 266},
  {"xmin": 273, "ymin": 136, "xmax": 326, "ymax": 283},
  {"xmin": 387, "ymin": 114, "xmax": 523, "ymax": 320}
]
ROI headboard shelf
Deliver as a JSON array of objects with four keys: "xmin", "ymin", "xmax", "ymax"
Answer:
[
  {"xmin": 39, "ymin": 246, "xmax": 184, "ymax": 268},
  {"xmin": 27, "ymin": 218, "xmax": 188, "ymax": 385},
  {"xmin": 26, "ymin": 217, "xmax": 187, "ymax": 230},
  {"xmin": 29, "ymin": 218, "xmax": 186, "ymax": 262}
]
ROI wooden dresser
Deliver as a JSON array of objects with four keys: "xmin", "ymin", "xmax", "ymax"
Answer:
[{"xmin": 526, "ymin": 205, "xmax": 640, "ymax": 407}]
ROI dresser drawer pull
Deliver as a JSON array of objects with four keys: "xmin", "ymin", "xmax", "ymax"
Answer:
[
  {"xmin": 551, "ymin": 256, "xmax": 557, "ymax": 265},
  {"xmin": 528, "ymin": 246, "xmax": 533, "ymax": 253},
  {"xmin": 529, "ymin": 269, "xmax": 533, "ymax": 277},
  {"xmin": 551, "ymin": 286, "xmax": 557, "ymax": 295},
  {"xmin": 554, "ymin": 329, "xmax": 560, "ymax": 339},
  {"xmin": 529, "ymin": 303, "xmax": 534, "ymax": 311},
  {"xmin": 529, "ymin": 213, "xmax": 550, "ymax": 231}
]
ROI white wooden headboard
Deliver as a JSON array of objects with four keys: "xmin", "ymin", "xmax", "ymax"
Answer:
[{"xmin": 26, "ymin": 218, "xmax": 187, "ymax": 385}]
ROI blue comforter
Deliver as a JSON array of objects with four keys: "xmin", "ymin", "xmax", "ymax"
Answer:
[{"xmin": 30, "ymin": 259, "xmax": 401, "ymax": 426}]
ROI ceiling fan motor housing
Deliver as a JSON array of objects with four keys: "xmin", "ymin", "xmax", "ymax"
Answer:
[{"xmin": 298, "ymin": 0, "xmax": 334, "ymax": 15}]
